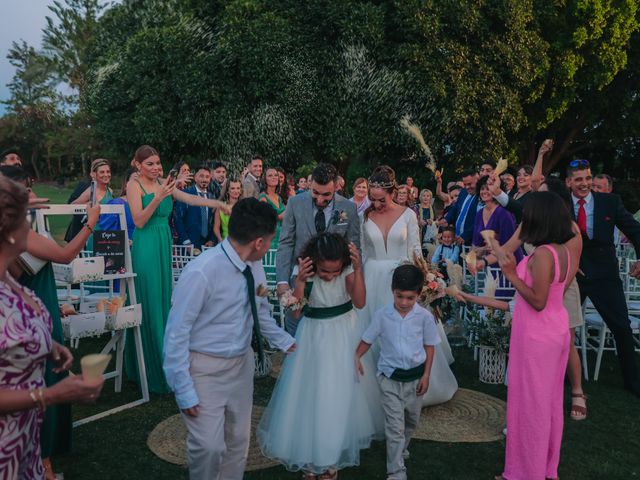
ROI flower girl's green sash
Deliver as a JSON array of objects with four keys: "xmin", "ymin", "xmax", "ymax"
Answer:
[{"xmin": 302, "ymin": 280, "xmax": 353, "ymax": 319}]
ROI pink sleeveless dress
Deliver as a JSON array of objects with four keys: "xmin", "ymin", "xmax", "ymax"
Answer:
[{"xmin": 503, "ymin": 245, "xmax": 570, "ymax": 480}]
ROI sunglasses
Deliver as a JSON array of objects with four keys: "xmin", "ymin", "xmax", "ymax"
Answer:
[{"xmin": 568, "ymin": 159, "xmax": 590, "ymax": 168}]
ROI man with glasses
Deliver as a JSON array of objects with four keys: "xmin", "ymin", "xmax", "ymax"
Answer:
[{"xmin": 566, "ymin": 159, "xmax": 640, "ymax": 397}]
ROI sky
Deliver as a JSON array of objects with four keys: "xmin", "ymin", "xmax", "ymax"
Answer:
[
  {"xmin": 0, "ymin": 0, "xmax": 117, "ymax": 115},
  {"xmin": 0, "ymin": 1, "xmax": 55, "ymax": 114}
]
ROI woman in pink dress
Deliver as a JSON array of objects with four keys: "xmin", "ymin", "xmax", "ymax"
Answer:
[
  {"xmin": 496, "ymin": 191, "xmax": 580, "ymax": 480},
  {"xmin": 0, "ymin": 176, "xmax": 104, "ymax": 479}
]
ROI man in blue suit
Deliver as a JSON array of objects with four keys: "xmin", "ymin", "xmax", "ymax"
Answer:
[
  {"xmin": 174, "ymin": 165, "xmax": 215, "ymax": 249},
  {"xmin": 444, "ymin": 169, "xmax": 480, "ymax": 246}
]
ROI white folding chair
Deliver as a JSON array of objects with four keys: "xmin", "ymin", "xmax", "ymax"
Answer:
[
  {"xmin": 579, "ymin": 258, "xmax": 640, "ymax": 380},
  {"xmin": 171, "ymin": 244, "xmax": 195, "ymax": 288},
  {"xmin": 262, "ymin": 249, "xmax": 283, "ymax": 328}
]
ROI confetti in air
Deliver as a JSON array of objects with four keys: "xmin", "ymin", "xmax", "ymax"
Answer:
[{"xmin": 400, "ymin": 115, "xmax": 437, "ymax": 173}]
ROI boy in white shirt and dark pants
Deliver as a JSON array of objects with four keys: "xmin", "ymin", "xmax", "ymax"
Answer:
[
  {"xmin": 163, "ymin": 198, "xmax": 296, "ymax": 480},
  {"xmin": 355, "ymin": 264, "xmax": 440, "ymax": 480}
]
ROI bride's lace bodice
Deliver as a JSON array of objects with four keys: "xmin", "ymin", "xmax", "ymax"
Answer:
[{"xmin": 361, "ymin": 208, "xmax": 421, "ymax": 262}]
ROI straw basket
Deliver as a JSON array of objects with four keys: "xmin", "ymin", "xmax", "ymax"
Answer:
[{"xmin": 478, "ymin": 346, "xmax": 506, "ymax": 384}]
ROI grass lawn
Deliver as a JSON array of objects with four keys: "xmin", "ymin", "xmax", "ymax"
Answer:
[
  {"xmin": 54, "ymin": 341, "xmax": 640, "ymax": 480},
  {"xmin": 32, "ymin": 183, "xmax": 75, "ymax": 243},
  {"xmin": 27, "ymin": 183, "xmax": 640, "ymax": 478}
]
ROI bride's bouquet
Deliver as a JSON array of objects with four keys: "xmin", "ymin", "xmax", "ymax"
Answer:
[{"xmin": 412, "ymin": 253, "xmax": 447, "ymax": 306}]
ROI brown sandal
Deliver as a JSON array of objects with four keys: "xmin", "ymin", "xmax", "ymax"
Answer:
[{"xmin": 570, "ymin": 393, "xmax": 587, "ymax": 421}]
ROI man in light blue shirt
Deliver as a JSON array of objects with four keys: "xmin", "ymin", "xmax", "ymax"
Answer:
[{"xmin": 164, "ymin": 198, "xmax": 296, "ymax": 480}]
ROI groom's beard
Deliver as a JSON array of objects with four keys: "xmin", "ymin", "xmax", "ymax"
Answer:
[{"xmin": 314, "ymin": 196, "xmax": 334, "ymax": 208}]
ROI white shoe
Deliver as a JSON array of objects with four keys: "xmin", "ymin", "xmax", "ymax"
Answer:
[{"xmin": 502, "ymin": 427, "xmax": 507, "ymax": 436}]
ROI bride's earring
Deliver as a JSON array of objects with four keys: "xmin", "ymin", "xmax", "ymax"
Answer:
[{"xmin": 7, "ymin": 237, "xmax": 15, "ymax": 245}]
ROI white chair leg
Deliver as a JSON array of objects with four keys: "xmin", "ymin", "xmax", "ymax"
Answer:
[
  {"xmin": 593, "ymin": 325, "xmax": 607, "ymax": 381},
  {"xmin": 579, "ymin": 325, "xmax": 589, "ymax": 381}
]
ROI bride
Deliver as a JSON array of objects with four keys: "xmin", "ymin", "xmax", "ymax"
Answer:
[{"xmin": 359, "ymin": 165, "xmax": 458, "ymax": 406}]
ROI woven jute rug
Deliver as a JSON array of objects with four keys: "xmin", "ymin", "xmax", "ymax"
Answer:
[
  {"xmin": 147, "ymin": 405, "xmax": 279, "ymax": 471},
  {"xmin": 413, "ymin": 388, "xmax": 506, "ymax": 443}
]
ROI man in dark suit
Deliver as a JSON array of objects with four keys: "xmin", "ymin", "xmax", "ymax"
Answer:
[
  {"xmin": 174, "ymin": 165, "xmax": 215, "ymax": 249},
  {"xmin": 444, "ymin": 169, "xmax": 480, "ymax": 246},
  {"xmin": 566, "ymin": 159, "xmax": 640, "ymax": 397}
]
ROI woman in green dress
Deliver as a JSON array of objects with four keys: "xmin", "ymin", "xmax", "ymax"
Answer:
[
  {"xmin": 2, "ymin": 165, "xmax": 101, "ymax": 479},
  {"xmin": 124, "ymin": 145, "xmax": 229, "ymax": 394},
  {"xmin": 258, "ymin": 167, "xmax": 285, "ymax": 249},
  {"xmin": 213, "ymin": 178, "xmax": 242, "ymax": 243}
]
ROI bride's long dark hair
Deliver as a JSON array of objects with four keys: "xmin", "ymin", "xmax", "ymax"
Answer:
[{"xmin": 364, "ymin": 165, "xmax": 397, "ymax": 220}]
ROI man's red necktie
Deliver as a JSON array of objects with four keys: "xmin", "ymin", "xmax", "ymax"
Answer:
[{"xmin": 577, "ymin": 198, "xmax": 587, "ymax": 235}]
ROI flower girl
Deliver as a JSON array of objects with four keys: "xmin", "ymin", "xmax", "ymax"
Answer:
[{"xmin": 257, "ymin": 233, "xmax": 384, "ymax": 479}]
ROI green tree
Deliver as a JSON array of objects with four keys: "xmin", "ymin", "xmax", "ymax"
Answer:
[{"xmin": 3, "ymin": 41, "xmax": 61, "ymax": 178}]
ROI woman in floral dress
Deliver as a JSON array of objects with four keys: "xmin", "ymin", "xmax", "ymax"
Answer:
[{"xmin": 0, "ymin": 175, "xmax": 104, "ymax": 479}]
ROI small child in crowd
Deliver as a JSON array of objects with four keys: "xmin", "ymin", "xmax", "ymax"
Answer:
[
  {"xmin": 431, "ymin": 226, "xmax": 460, "ymax": 265},
  {"xmin": 355, "ymin": 264, "xmax": 440, "ymax": 480}
]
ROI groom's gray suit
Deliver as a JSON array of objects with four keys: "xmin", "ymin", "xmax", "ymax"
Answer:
[{"xmin": 276, "ymin": 192, "xmax": 360, "ymax": 331}]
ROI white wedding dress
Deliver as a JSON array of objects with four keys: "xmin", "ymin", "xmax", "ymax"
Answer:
[{"xmin": 359, "ymin": 207, "xmax": 458, "ymax": 407}]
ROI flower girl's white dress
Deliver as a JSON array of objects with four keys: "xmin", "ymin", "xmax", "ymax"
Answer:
[{"xmin": 257, "ymin": 266, "xmax": 384, "ymax": 474}]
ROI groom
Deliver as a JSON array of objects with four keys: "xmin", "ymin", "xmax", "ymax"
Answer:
[
  {"xmin": 163, "ymin": 198, "xmax": 296, "ymax": 480},
  {"xmin": 276, "ymin": 163, "xmax": 361, "ymax": 333}
]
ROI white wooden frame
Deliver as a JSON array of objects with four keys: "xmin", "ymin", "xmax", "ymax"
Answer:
[{"xmin": 36, "ymin": 204, "xmax": 150, "ymax": 426}]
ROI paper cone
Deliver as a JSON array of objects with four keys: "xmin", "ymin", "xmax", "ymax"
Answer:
[
  {"xmin": 494, "ymin": 158, "xmax": 509, "ymax": 176},
  {"xmin": 465, "ymin": 250, "xmax": 478, "ymax": 275},
  {"xmin": 81, "ymin": 354, "xmax": 111, "ymax": 382}
]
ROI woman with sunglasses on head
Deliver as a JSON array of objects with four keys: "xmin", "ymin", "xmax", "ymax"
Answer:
[{"xmin": 123, "ymin": 146, "xmax": 229, "ymax": 394}]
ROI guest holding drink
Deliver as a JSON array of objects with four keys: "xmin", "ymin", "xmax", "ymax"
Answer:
[{"xmin": 0, "ymin": 175, "xmax": 103, "ymax": 479}]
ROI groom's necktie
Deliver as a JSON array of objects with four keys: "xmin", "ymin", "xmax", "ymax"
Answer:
[
  {"xmin": 315, "ymin": 206, "xmax": 326, "ymax": 233},
  {"xmin": 242, "ymin": 265, "xmax": 264, "ymax": 365}
]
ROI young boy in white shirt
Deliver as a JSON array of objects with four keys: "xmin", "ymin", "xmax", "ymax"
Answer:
[{"xmin": 355, "ymin": 264, "xmax": 440, "ymax": 480}]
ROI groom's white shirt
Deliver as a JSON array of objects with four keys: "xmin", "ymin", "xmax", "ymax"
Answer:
[{"xmin": 163, "ymin": 238, "xmax": 295, "ymax": 409}]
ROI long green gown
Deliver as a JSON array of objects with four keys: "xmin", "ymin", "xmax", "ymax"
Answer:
[
  {"xmin": 258, "ymin": 193, "xmax": 285, "ymax": 249},
  {"xmin": 20, "ymin": 262, "xmax": 72, "ymax": 458},
  {"xmin": 124, "ymin": 185, "xmax": 173, "ymax": 394}
]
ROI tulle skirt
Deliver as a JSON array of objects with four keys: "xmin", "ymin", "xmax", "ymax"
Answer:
[{"xmin": 257, "ymin": 310, "xmax": 384, "ymax": 474}]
